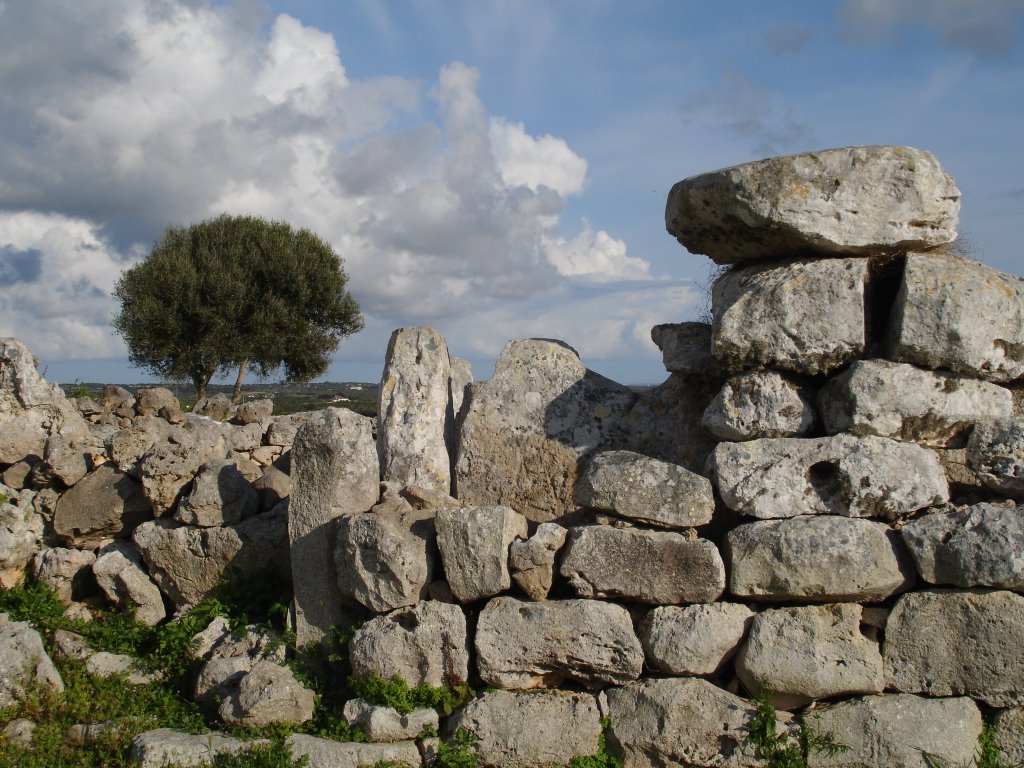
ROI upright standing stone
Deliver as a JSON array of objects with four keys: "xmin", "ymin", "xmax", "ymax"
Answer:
[
  {"xmin": 289, "ymin": 408, "xmax": 379, "ymax": 647},
  {"xmin": 378, "ymin": 327, "xmax": 453, "ymax": 495}
]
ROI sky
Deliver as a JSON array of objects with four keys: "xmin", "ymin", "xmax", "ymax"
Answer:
[{"xmin": 1, "ymin": 1, "xmax": 1022, "ymax": 387}]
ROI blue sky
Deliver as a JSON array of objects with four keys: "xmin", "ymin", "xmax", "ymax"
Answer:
[{"xmin": 1, "ymin": 1, "xmax": 1022, "ymax": 386}]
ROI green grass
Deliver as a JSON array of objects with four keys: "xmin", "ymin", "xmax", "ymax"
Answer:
[
  {"xmin": 347, "ymin": 674, "xmax": 474, "ymax": 717},
  {"xmin": 747, "ymin": 699, "xmax": 847, "ymax": 768}
]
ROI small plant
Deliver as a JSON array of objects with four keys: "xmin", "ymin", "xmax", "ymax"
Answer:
[
  {"xmin": 921, "ymin": 724, "xmax": 1022, "ymax": 768},
  {"xmin": 747, "ymin": 698, "xmax": 847, "ymax": 768},
  {"xmin": 0, "ymin": 491, "xmax": 9, "ymax": 505},
  {"xmin": 568, "ymin": 717, "xmax": 622, "ymax": 768},
  {"xmin": 432, "ymin": 728, "xmax": 481, "ymax": 768},
  {"xmin": 347, "ymin": 674, "xmax": 474, "ymax": 717}
]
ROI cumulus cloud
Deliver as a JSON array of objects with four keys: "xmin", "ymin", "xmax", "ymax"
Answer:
[{"xmin": 0, "ymin": 0, "xmax": 653, "ymax": 367}]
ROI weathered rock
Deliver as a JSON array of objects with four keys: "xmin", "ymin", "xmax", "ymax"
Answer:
[
  {"xmin": 286, "ymin": 734, "xmax": 421, "ymax": 768},
  {"xmin": 93, "ymin": 541, "xmax": 166, "ymax": 626},
  {"xmin": 51, "ymin": 628, "xmax": 92, "ymax": 660},
  {"xmin": 560, "ymin": 526, "xmax": 725, "ymax": 604},
  {"xmin": 1, "ymin": 718, "xmax": 35, "ymax": 748},
  {"xmin": 218, "ymin": 659, "xmax": 315, "ymax": 727},
  {"xmin": 574, "ymin": 450, "xmax": 714, "ymax": 529},
  {"xmin": 475, "ymin": 596, "xmax": 643, "ymax": 689},
  {"xmin": 130, "ymin": 729, "xmax": 259, "ymax": 768},
  {"xmin": 348, "ymin": 600, "xmax": 470, "ymax": 688},
  {"xmin": 53, "ymin": 464, "xmax": 152, "ymax": 546},
  {"xmin": 992, "ymin": 707, "xmax": 1024, "ymax": 765},
  {"xmin": 605, "ymin": 677, "xmax": 771, "ymax": 768},
  {"xmin": 194, "ymin": 624, "xmax": 286, "ymax": 705},
  {"xmin": 228, "ymin": 422, "xmax": 264, "ymax": 453},
  {"xmin": 39, "ymin": 430, "xmax": 103, "ymax": 487},
  {"xmin": 666, "ymin": 145, "xmax": 960, "ymax": 264},
  {"xmin": 85, "ymin": 651, "xmax": 159, "ymax": 685},
  {"xmin": 135, "ymin": 387, "xmax": 180, "ymax": 418},
  {"xmin": 820, "ymin": 359, "xmax": 1011, "ymax": 447},
  {"xmin": 711, "ymin": 257, "xmax": 867, "ymax": 375},
  {"xmin": 435, "ymin": 505, "xmax": 528, "ymax": 602},
  {"xmin": 736, "ymin": 603, "xmax": 884, "ymax": 708},
  {"xmin": 289, "ymin": 407, "xmax": 379, "ymax": 647},
  {"xmin": 448, "ymin": 356, "xmax": 473, "ymax": 426},
  {"xmin": 901, "ymin": 502, "xmax": 1024, "ymax": 589},
  {"xmin": 138, "ymin": 421, "xmax": 229, "ymax": 515},
  {"xmin": 252, "ymin": 461, "xmax": 291, "ymax": 511},
  {"xmin": 0, "ymin": 498, "xmax": 43, "ymax": 587},
  {"xmin": 702, "ymin": 370, "xmax": 816, "ymax": 442},
  {"xmin": 456, "ymin": 339, "xmax": 635, "ymax": 522},
  {"xmin": 727, "ymin": 516, "xmax": 914, "ymax": 602},
  {"xmin": 967, "ymin": 416, "xmax": 1024, "ymax": 496},
  {"xmin": 890, "ymin": 252, "xmax": 1024, "ymax": 382},
  {"xmin": 884, "ymin": 589, "xmax": 1024, "ymax": 706},
  {"xmin": 639, "ymin": 603, "xmax": 755, "ymax": 676},
  {"xmin": 335, "ymin": 504, "xmax": 435, "ymax": 613},
  {"xmin": 102, "ymin": 385, "xmax": 135, "ymax": 417},
  {"xmin": 806, "ymin": 694, "xmax": 983, "ymax": 768},
  {"xmin": 266, "ymin": 413, "xmax": 309, "ymax": 449},
  {"xmin": 0, "ymin": 613, "xmax": 64, "ymax": 707},
  {"xmin": 378, "ymin": 327, "xmax": 453, "ymax": 495},
  {"xmin": 709, "ymin": 434, "xmax": 948, "ymax": 520},
  {"xmin": 193, "ymin": 393, "xmax": 235, "ymax": 421},
  {"xmin": 650, "ymin": 322, "xmax": 721, "ymax": 377},
  {"xmin": 446, "ymin": 689, "xmax": 602, "ymax": 768},
  {"xmin": 1, "ymin": 458, "xmax": 36, "ymax": 490},
  {"xmin": 343, "ymin": 698, "xmax": 439, "ymax": 742},
  {"xmin": 31, "ymin": 547, "xmax": 96, "ymax": 605},
  {"xmin": 106, "ymin": 416, "xmax": 173, "ymax": 475},
  {"xmin": 509, "ymin": 522, "xmax": 567, "ymax": 600},
  {"xmin": 234, "ymin": 398, "xmax": 273, "ymax": 424},
  {"xmin": 175, "ymin": 459, "xmax": 259, "ymax": 527}
]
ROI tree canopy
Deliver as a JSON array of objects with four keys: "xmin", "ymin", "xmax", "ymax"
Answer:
[{"xmin": 113, "ymin": 214, "xmax": 363, "ymax": 402}]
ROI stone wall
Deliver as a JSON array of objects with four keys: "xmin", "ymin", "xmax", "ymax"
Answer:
[{"xmin": 3, "ymin": 145, "xmax": 1024, "ymax": 766}]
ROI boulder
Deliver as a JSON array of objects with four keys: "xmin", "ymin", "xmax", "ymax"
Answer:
[
  {"xmin": 85, "ymin": 651, "xmax": 159, "ymax": 685},
  {"xmin": 0, "ymin": 613, "xmax": 64, "ymax": 707},
  {"xmin": 666, "ymin": 145, "xmax": 959, "ymax": 264},
  {"xmin": 883, "ymin": 589, "xmax": 1024, "ymax": 706},
  {"xmin": 992, "ymin": 707, "xmax": 1024, "ymax": 765},
  {"xmin": 252, "ymin": 460, "xmax": 292, "ymax": 511},
  {"xmin": 286, "ymin": 734, "xmax": 421, "ymax": 768},
  {"xmin": 343, "ymin": 698, "xmax": 439, "ymax": 743},
  {"xmin": 1, "ymin": 719, "xmax": 35, "ymax": 748},
  {"xmin": 435, "ymin": 505, "xmax": 528, "ymax": 602},
  {"xmin": 130, "ymin": 729, "xmax": 259, "ymax": 768},
  {"xmin": 175, "ymin": 458, "xmax": 259, "ymax": 527},
  {"xmin": 31, "ymin": 547, "xmax": 96, "ymax": 605},
  {"xmin": 650, "ymin": 322, "xmax": 721, "ymax": 376},
  {"xmin": 605, "ymin": 677, "xmax": 771, "ymax": 768},
  {"xmin": 455, "ymin": 339, "xmax": 635, "ymax": 522},
  {"xmin": 967, "ymin": 417, "xmax": 1024, "ymax": 497},
  {"xmin": 638, "ymin": 603, "xmax": 755, "ymax": 676},
  {"xmin": 266, "ymin": 412, "xmax": 310, "ymax": 449},
  {"xmin": 289, "ymin": 407, "xmax": 379, "ymax": 647},
  {"xmin": 445, "ymin": 689, "xmax": 602, "ymax": 768},
  {"xmin": 475, "ymin": 596, "xmax": 643, "ymax": 689},
  {"xmin": 736, "ymin": 603, "xmax": 885, "ymax": 709},
  {"xmin": 560, "ymin": 526, "xmax": 725, "ymax": 604},
  {"xmin": 218, "ymin": 659, "xmax": 315, "ymax": 727},
  {"xmin": 820, "ymin": 359, "xmax": 1011, "ymax": 446},
  {"xmin": 234, "ymin": 398, "xmax": 273, "ymax": 424},
  {"xmin": 712, "ymin": 257, "xmax": 867, "ymax": 375},
  {"xmin": 509, "ymin": 522, "xmax": 567, "ymax": 600},
  {"xmin": 228, "ymin": 422, "xmax": 264, "ymax": 453},
  {"xmin": 135, "ymin": 387, "xmax": 180, "ymax": 418},
  {"xmin": 378, "ymin": 327, "xmax": 453, "ymax": 495},
  {"xmin": 53, "ymin": 464, "xmax": 152, "ymax": 547},
  {"xmin": 93, "ymin": 542, "xmax": 166, "ymax": 627},
  {"xmin": 194, "ymin": 624, "xmax": 286, "ymax": 705},
  {"xmin": 574, "ymin": 450, "xmax": 714, "ymax": 529},
  {"xmin": 805, "ymin": 694, "xmax": 983, "ymax": 768},
  {"xmin": 889, "ymin": 252, "xmax": 1024, "ymax": 382},
  {"xmin": 0, "ymin": 497, "xmax": 43, "ymax": 588},
  {"xmin": 138, "ymin": 421, "xmax": 229, "ymax": 515},
  {"xmin": 709, "ymin": 434, "xmax": 948, "ymax": 521},
  {"xmin": 192, "ymin": 393, "xmax": 235, "ymax": 421},
  {"xmin": 702, "ymin": 370, "xmax": 816, "ymax": 442},
  {"xmin": 348, "ymin": 600, "xmax": 470, "ymax": 688},
  {"xmin": 39, "ymin": 430, "xmax": 103, "ymax": 487},
  {"xmin": 727, "ymin": 516, "xmax": 915, "ymax": 602},
  {"xmin": 901, "ymin": 502, "xmax": 1024, "ymax": 589},
  {"xmin": 106, "ymin": 416, "xmax": 173, "ymax": 475}
]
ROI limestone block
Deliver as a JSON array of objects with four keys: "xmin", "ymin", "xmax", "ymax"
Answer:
[
  {"xmin": 650, "ymin": 322, "xmax": 721, "ymax": 376},
  {"xmin": 194, "ymin": 625, "xmax": 285, "ymax": 705},
  {"xmin": 736, "ymin": 603, "xmax": 884, "ymax": 709},
  {"xmin": 901, "ymin": 502, "xmax": 1024, "ymax": 589},
  {"xmin": 709, "ymin": 434, "xmax": 948, "ymax": 521},
  {"xmin": 712, "ymin": 258, "xmax": 866, "ymax": 375},
  {"xmin": 135, "ymin": 387, "xmax": 180, "ymax": 418},
  {"xmin": 446, "ymin": 689, "xmax": 602, "ymax": 768},
  {"xmin": 193, "ymin": 393, "xmax": 235, "ymax": 421},
  {"xmin": 289, "ymin": 407, "xmax": 379, "ymax": 647},
  {"xmin": 138, "ymin": 422, "xmax": 229, "ymax": 515},
  {"xmin": 348, "ymin": 601, "xmax": 470, "ymax": 688},
  {"xmin": 638, "ymin": 603, "xmax": 754, "ymax": 676},
  {"xmin": 106, "ymin": 416, "xmax": 173, "ymax": 475},
  {"xmin": 286, "ymin": 734, "xmax": 421, "ymax": 768},
  {"xmin": 0, "ymin": 613, "xmax": 64, "ymax": 707},
  {"xmin": 93, "ymin": 541, "xmax": 166, "ymax": 626},
  {"xmin": 334, "ymin": 505, "xmax": 435, "ymax": 613},
  {"xmin": 509, "ymin": 522, "xmax": 567, "ymax": 601},
  {"xmin": 53, "ymin": 464, "xmax": 152, "ymax": 547},
  {"xmin": 266, "ymin": 413, "xmax": 309, "ymax": 448},
  {"xmin": 560, "ymin": 526, "xmax": 725, "ymax": 604},
  {"xmin": 31, "ymin": 547, "xmax": 96, "ymax": 605},
  {"xmin": 574, "ymin": 450, "xmax": 714, "ymax": 529},
  {"xmin": 605, "ymin": 677, "xmax": 771, "ymax": 768},
  {"xmin": 85, "ymin": 651, "xmax": 158, "ymax": 685},
  {"xmin": 228, "ymin": 422, "xmax": 264, "ymax": 453},
  {"xmin": 435, "ymin": 505, "xmax": 527, "ymax": 602},
  {"xmin": 806, "ymin": 694, "xmax": 983, "ymax": 768},
  {"xmin": 40, "ymin": 430, "xmax": 103, "ymax": 487},
  {"xmin": 883, "ymin": 589, "xmax": 1024, "ymax": 706},
  {"xmin": 702, "ymin": 370, "xmax": 816, "ymax": 442},
  {"xmin": 820, "ymin": 359, "xmax": 1011, "ymax": 447},
  {"xmin": 666, "ymin": 145, "xmax": 960, "ymax": 264},
  {"xmin": 455, "ymin": 339, "xmax": 635, "ymax": 522},
  {"xmin": 967, "ymin": 417, "xmax": 1024, "ymax": 496},
  {"xmin": 992, "ymin": 707, "xmax": 1024, "ymax": 765},
  {"xmin": 378, "ymin": 327, "xmax": 453, "ymax": 494},
  {"xmin": 475, "ymin": 596, "xmax": 643, "ymax": 689},
  {"xmin": 175, "ymin": 459, "xmax": 259, "ymax": 527},
  {"xmin": 218, "ymin": 659, "xmax": 315, "ymax": 727},
  {"xmin": 890, "ymin": 253, "xmax": 1024, "ymax": 382},
  {"xmin": 0, "ymin": 498, "xmax": 43, "ymax": 587},
  {"xmin": 234, "ymin": 398, "xmax": 273, "ymax": 424},
  {"xmin": 343, "ymin": 698, "xmax": 439, "ymax": 742},
  {"xmin": 130, "ymin": 729, "xmax": 258, "ymax": 768},
  {"xmin": 727, "ymin": 516, "xmax": 914, "ymax": 602}
]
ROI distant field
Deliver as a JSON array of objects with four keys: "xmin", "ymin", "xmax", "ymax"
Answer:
[{"xmin": 60, "ymin": 381, "xmax": 380, "ymax": 418}]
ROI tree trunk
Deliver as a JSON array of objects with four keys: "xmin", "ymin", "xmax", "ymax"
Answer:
[
  {"xmin": 231, "ymin": 358, "xmax": 248, "ymax": 404},
  {"xmin": 192, "ymin": 373, "xmax": 211, "ymax": 403}
]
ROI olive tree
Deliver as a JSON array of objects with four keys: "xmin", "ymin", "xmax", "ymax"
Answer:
[{"xmin": 113, "ymin": 214, "xmax": 363, "ymax": 402}]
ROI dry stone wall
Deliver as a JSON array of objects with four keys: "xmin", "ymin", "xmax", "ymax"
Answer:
[{"xmin": 3, "ymin": 144, "xmax": 1024, "ymax": 766}]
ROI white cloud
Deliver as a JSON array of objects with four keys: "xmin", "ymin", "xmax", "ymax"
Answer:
[
  {"xmin": 255, "ymin": 14, "xmax": 349, "ymax": 112},
  {"xmin": 545, "ymin": 223, "xmax": 651, "ymax": 283},
  {"xmin": 489, "ymin": 118, "xmax": 588, "ymax": 196}
]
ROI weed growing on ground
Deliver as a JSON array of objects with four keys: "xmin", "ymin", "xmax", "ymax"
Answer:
[
  {"xmin": 347, "ymin": 674, "xmax": 474, "ymax": 717},
  {"xmin": 432, "ymin": 728, "xmax": 481, "ymax": 768},
  {"xmin": 568, "ymin": 717, "xmax": 622, "ymax": 768},
  {"xmin": 0, "ymin": 492, "xmax": 9, "ymax": 505},
  {"xmin": 747, "ymin": 699, "xmax": 847, "ymax": 768}
]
